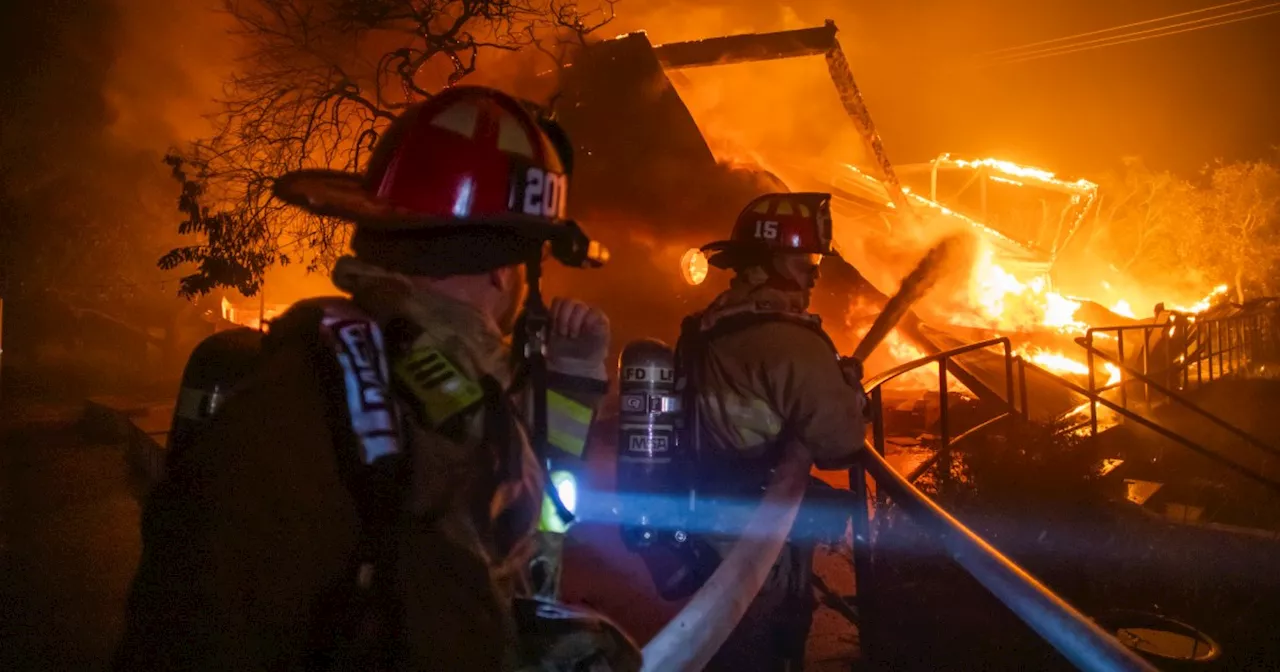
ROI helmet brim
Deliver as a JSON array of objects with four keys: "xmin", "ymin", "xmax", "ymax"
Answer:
[
  {"xmin": 271, "ymin": 168, "xmax": 569, "ymax": 240},
  {"xmin": 699, "ymin": 239, "xmax": 842, "ymax": 270}
]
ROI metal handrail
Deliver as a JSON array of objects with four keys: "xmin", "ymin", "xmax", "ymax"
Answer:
[
  {"xmin": 1019, "ymin": 359, "xmax": 1280, "ymax": 493},
  {"xmin": 862, "ymin": 336, "xmax": 1015, "ymax": 486},
  {"xmin": 863, "ymin": 336, "xmax": 1012, "ymax": 393},
  {"xmin": 854, "ymin": 448, "xmax": 1157, "ymax": 671},
  {"xmin": 1083, "ymin": 304, "xmax": 1280, "ymax": 430},
  {"xmin": 1075, "ymin": 337, "xmax": 1280, "ymax": 460},
  {"xmin": 852, "ymin": 338, "xmax": 1155, "ymax": 670}
]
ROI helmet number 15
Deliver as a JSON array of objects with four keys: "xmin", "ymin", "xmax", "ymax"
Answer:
[
  {"xmin": 521, "ymin": 167, "xmax": 568, "ymax": 220},
  {"xmin": 755, "ymin": 220, "xmax": 779, "ymax": 240}
]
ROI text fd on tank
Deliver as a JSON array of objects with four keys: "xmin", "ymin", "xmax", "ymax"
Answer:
[{"xmin": 681, "ymin": 248, "xmax": 708, "ymax": 286}]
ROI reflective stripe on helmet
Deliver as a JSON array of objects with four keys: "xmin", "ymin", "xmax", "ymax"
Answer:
[
  {"xmin": 392, "ymin": 346, "xmax": 484, "ymax": 428},
  {"xmin": 547, "ymin": 390, "xmax": 593, "ymax": 457}
]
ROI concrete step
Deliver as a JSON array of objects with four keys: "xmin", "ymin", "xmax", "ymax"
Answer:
[{"xmin": 81, "ymin": 397, "xmax": 172, "ymax": 489}]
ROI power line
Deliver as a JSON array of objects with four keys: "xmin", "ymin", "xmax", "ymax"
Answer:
[
  {"xmin": 988, "ymin": 4, "xmax": 1280, "ymax": 66},
  {"xmin": 976, "ymin": 0, "xmax": 1268, "ymax": 58},
  {"xmin": 987, "ymin": 1, "xmax": 1280, "ymax": 64}
]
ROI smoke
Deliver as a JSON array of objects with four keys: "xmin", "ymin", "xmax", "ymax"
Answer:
[
  {"xmin": 0, "ymin": 0, "xmax": 238, "ymax": 299},
  {"xmin": 103, "ymin": 0, "xmax": 236, "ymax": 152}
]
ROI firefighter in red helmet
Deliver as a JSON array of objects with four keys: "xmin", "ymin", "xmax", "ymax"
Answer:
[
  {"xmin": 676, "ymin": 192, "xmax": 868, "ymax": 671},
  {"xmin": 115, "ymin": 87, "xmax": 638, "ymax": 671}
]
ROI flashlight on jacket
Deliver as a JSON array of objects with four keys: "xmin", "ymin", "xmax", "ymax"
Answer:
[{"xmin": 550, "ymin": 470, "xmax": 577, "ymax": 515}]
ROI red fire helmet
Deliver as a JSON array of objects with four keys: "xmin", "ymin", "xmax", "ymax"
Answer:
[
  {"xmin": 701, "ymin": 192, "xmax": 841, "ymax": 269},
  {"xmin": 272, "ymin": 86, "xmax": 584, "ymax": 243}
]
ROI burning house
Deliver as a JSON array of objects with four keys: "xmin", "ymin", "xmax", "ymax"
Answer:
[{"xmin": 529, "ymin": 22, "xmax": 1231, "ymax": 432}]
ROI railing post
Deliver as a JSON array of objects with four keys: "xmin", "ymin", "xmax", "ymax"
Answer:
[
  {"xmin": 1249, "ymin": 314, "xmax": 1257, "ymax": 366},
  {"xmin": 1203, "ymin": 321, "xmax": 1213, "ymax": 381},
  {"xmin": 1117, "ymin": 330, "xmax": 1127, "ymax": 411},
  {"xmin": 1181, "ymin": 317, "xmax": 1190, "ymax": 390},
  {"xmin": 1228, "ymin": 318, "xmax": 1235, "ymax": 374},
  {"xmin": 1003, "ymin": 339, "xmax": 1015, "ymax": 417},
  {"xmin": 938, "ymin": 358, "xmax": 951, "ymax": 488},
  {"xmin": 1237, "ymin": 317, "xmax": 1244, "ymax": 372},
  {"xmin": 1087, "ymin": 332, "xmax": 1099, "ymax": 437},
  {"xmin": 1142, "ymin": 327, "xmax": 1152, "ymax": 408},
  {"xmin": 1018, "ymin": 357, "xmax": 1029, "ymax": 421},
  {"xmin": 1217, "ymin": 319, "xmax": 1225, "ymax": 378},
  {"xmin": 849, "ymin": 460, "xmax": 875, "ymax": 661},
  {"xmin": 872, "ymin": 386, "xmax": 885, "ymax": 456},
  {"xmin": 1236, "ymin": 317, "xmax": 1242, "ymax": 372},
  {"xmin": 1196, "ymin": 319, "xmax": 1204, "ymax": 385},
  {"xmin": 1166, "ymin": 320, "xmax": 1175, "ymax": 401},
  {"xmin": 871, "ymin": 386, "xmax": 887, "ymax": 506}
]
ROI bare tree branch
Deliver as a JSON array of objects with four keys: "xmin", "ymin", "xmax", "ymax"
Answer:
[{"xmin": 162, "ymin": 0, "xmax": 616, "ymax": 297}]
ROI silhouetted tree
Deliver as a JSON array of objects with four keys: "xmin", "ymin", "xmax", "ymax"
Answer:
[
  {"xmin": 1089, "ymin": 155, "xmax": 1280, "ymax": 302},
  {"xmin": 161, "ymin": 0, "xmax": 617, "ymax": 297}
]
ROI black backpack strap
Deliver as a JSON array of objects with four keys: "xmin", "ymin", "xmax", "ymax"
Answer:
[{"xmin": 268, "ymin": 299, "xmax": 409, "ymax": 671}]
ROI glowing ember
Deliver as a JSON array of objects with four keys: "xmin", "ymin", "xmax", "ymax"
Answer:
[{"xmin": 680, "ymin": 248, "xmax": 709, "ymax": 286}]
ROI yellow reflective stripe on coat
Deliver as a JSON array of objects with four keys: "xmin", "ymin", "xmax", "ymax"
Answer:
[
  {"xmin": 701, "ymin": 390, "xmax": 783, "ymax": 452},
  {"xmin": 392, "ymin": 347, "xmax": 484, "ymax": 428},
  {"xmin": 547, "ymin": 390, "xmax": 592, "ymax": 457}
]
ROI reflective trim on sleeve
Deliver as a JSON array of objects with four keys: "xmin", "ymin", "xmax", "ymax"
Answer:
[
  {"xmin": 547, "ymin": 390, "xmax": 592, "ymax": 457},
  {"xmin": 393, "ymin": 346, "xmax": 484, "ymax": 428}
]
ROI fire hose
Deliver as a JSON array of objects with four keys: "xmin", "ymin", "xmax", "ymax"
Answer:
[{"xmin": 639, "ymin": 233, "xmax": 973, "ymax": 671}]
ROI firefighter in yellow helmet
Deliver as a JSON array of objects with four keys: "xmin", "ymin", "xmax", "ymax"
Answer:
[
  {"xmin": 677, "ymin": 192, "xmax": 868, "ymax": 671},
  {"xmin": 114, "ymin": 87, "xmax": 638, "ymax": 671}
]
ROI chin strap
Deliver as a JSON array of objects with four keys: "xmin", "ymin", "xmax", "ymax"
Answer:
[{"xmin": 519, "ymin": 250, "xmax": 576, "ymax": 528}]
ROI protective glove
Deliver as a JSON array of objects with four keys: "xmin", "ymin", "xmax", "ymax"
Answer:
[
  {"xmin": 546, "ymin": 297, "xmax": 610, "ymax": 381},
  {"xmin": 838, "ymin": 355, "xmax": 872, "ymax": 419},
  {"xmin": 837, "ymin": 355, "xmax": 864, "ymax": 387}
]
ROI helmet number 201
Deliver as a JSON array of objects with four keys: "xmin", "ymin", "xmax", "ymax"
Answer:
[
  {"xmin": 755, "ymin": 220, "xmax": 779, "ymax": 240},
  {"xmin": 521, "ymin": 167, "xmax": 567, "ymax": 219}
]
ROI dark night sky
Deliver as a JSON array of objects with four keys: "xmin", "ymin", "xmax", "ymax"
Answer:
[
  {"xmin": 617, "ymin": 0, "xmax": 1280, "ymax": 176},
  {"xmin": 841, "ymin": 0, "xmax": 1280, "ymax": 175}
]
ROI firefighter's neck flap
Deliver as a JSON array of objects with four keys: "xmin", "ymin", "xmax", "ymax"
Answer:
[{"xmin": 706, "ymin": 268, "xmax": 813, "ymax": 327}]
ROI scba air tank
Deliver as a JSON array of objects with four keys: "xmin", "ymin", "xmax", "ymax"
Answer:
[{"xmin": 616, "ymin": 338, "xmax": 689, "ymax": 549}]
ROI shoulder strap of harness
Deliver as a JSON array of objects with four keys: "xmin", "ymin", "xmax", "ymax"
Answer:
[
  {"xmin": 674, "ymin": 307, "xmax": 838, "ymax": 481},
  {"xmin": 266, "ymin": 297, "xmax": 408, "ymax": 670},
  {"xmin": 688, "ymin": 307, "xmax": 838, "ymax": 356}
]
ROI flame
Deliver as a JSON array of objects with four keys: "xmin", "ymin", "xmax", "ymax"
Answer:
[
  {"xmin": 1167, "ymin": 284, "xmax": 1230, "ymax": 314},
  {"xmin": 879, "ymin": 330, "xmax": 975, "ymax": 396},
  {"xmin": 221, "ymin": 299, "xmax": 285, "ymax": 330},
  {"xmin": 1022, "ymin": 346, "xmax": 1121, "ymax": 387},
  {"xmin": 966, "ymin": 245, "xmax": 1085, "ymax": 334},
  {"xmin": 1110, "ymin": 300, "xmax": 1135, "ymax": 318}
]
